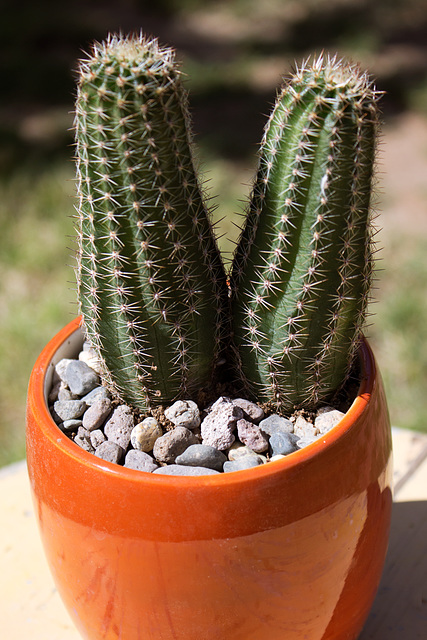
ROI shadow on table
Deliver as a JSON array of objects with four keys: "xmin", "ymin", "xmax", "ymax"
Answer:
[{"xmin": 359, "ymin": 500, "xmax": 427, "ymax": 639}]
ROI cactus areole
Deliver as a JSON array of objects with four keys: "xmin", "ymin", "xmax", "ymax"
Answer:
[{"xmin": 75, "ymin": 34, "xmax": 381, "ymax": 415}]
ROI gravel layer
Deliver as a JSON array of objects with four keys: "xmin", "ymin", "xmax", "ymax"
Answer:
[{"xmin": 49, "ymin": 344, "xmax": 346, "ymax": 475}]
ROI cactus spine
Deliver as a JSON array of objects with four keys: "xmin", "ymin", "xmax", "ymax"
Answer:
[
  {"xmin": 230, "ymin": 56, "xmax": 380, "ymax": 412},
  {"xmin": 75, "ymin": 34, "xmax": 229, "ymax": 411}
]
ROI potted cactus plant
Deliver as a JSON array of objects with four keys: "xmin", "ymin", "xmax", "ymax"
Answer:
[{"xmin": 26, "ymin": 34, "xmax": 392, "ymax": 640}]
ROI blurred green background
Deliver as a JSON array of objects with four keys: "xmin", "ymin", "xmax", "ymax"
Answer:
[{"xmin": 2, "ymin": 0, "xmax": 427, "ymax": 467}]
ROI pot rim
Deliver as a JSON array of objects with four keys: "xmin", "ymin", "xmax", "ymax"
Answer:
[{"xmin": 27, "ymin": 316, "xmax": 376, "ymax": 487}]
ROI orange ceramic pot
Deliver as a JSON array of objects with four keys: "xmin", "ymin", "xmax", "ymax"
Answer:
[{"xmin": 26, "ymin": 317, "xmax": 392, "ymax": 640}]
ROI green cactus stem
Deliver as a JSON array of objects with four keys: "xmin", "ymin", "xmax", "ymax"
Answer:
[
  {"xmin": 230, "ymin": 55, "xmax": 380, "ymax": 412},
  {"xmin": 75, "ymin": 34, "xmax": 229, "ymax": 411}
]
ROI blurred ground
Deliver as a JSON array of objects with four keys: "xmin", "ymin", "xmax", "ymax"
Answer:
[{"xmin": 1, "ymin": 0, "xmax": 427, "ymax": 465}]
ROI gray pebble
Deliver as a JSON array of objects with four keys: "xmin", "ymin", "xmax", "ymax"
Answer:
[
  {"xmin": 231, "ymin": 398, "xmax": 264, "ymax": 423},
  {"xmin": 81, "ymin": 386, "xmax": 111, "ymax": 406},
  {"xmin": 124, "ymin": 450, "xmax": 159, "ymax": 472},
  {"xmin": 223, "ymin": 456, "xmax": 263, "ymax": 473},
  {"xmin": 236, "ymin": 418, "xmax": 269, "ymax": 453},
  {"xmin": 54, "ymin": 399, "xmax": 87, "ymax": 422},
  {"xmin": 61, "ymin": 419, "xmax": 83, "ymax": 433},
  {"xmin": 94, "ymin": 441, "xmax": 125, "ymax": 464},
  {"xmin": 153, "ymin": 427, "xmax": 198, "ymax": 464},
  {"xmin": 104, "ymin": 405, "xmax": 135, "ymax": 449},
  {"xmin": 57, "ymin": 385, "xmax": 79, "ymax": 402},
  {"xmin": 153, "ymin": 464, "xmax": 220, "ymax": 476},
  {"xmin": 48, "ymin": 381, "xmax": 61, "ymax": 403},
  {"xmin": 90, "ymin": 429, "xmax": 107, "ymax": 449},
  {"xmin": 130, "ymin": 417, "xmax": 162, "ymax": 452},
  {"xmin": 269, "ymin": 432, "xmax": 299, "ymax": 457},
  {"xmin": 74, "ymin": 427, "xmax": 94, "ymax": 453},
  {"xmin": 82, "ymin": 398, "xmax": 112, "ymax": 432},
  {"xmin": 175, "ymin": 444, "xmax": 227, "ymax": 472},
  {"xmin": 54, "ymin": 358, "xmax": 75, "ymax": 383},
  {"xmin": 314, "ymin": 409, "xmax": 345, "ymax": 434},
  {"xmin": 201, "ymin": 399, "xmax": 242, "ymax": 450},
  {"xmin": 66, "ymin": 360, "xmax": 99, "ymax": 396},
  {"xmin": 259, "ymin": 414, "xmax": 294, "ymax": 436},
  {"xmin": 165, "ymin": 400, "xmax": 201, "ymax": 429}
]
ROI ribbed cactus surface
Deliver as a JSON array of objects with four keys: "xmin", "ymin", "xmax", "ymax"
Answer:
[
  {"xmin": 75, "ymin": 35, "xmax": 229, "ymax": 410},
  {"xmin": 230, "ymin": 56, "xmax": 380, "ymax": 412}
]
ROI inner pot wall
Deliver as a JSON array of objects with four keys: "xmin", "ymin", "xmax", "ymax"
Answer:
[{"xmin": 26, "ymin": 317, "xmax": 393, "ymax": 640}]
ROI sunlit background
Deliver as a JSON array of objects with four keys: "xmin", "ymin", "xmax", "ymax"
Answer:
[{"xmin": 2, "ymin": 0, "xmax": 427, "ymax": 466}]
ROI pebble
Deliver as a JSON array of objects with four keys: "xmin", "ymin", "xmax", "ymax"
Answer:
[
  {"xmin": 231, "ymin": 398, "xmax": 264, "ymax": 423},
  {"xmin": 130, "ymin": 417, "xmax": 163, "ymax": 452},
  {"xmin": 236, "ymin": 418, "xmax": 269, "ymax": 453},
  {"xmin": 296, "ymin": 436, "xmax": 318, "ymax": 449},
  {"xmin": 153, "ymin": 427, "xmax": 198, "ymax": 464},
  {"xmin": 81, "ymin": 386, "xmax": 110, "ymax": 406},
  {"xmin": 164, "ymin": 400, "xmax": 201, "ymax": 429},
  {"xmin": 124, "ymin": 450, "xmax": 159, "ymax": 472},
  {"xmin": 54, "ymin": 358, "xmax": 75, "ymax": 384},
  {"xmin": 53, "ymin": 399, "xmax": 87, "ymax": 422},
  {"xmin": 61, "ymin": 419, "xmax": 83, "ymax": 432},
  {"xmin": 314, "ymin": 409, "xmax": 345, "ymax": 434},
  {"xmin": 74, "ymin": 427, "xmax": 94, "ymax": 453},
  {"xmin": 294, "ymin": 415, "xmax": 318, "ymax": 439},
  {"xmin": 223, "ymin": 455, "xmax": 263, "ymax": 473},
  {"xmin": 175, "ymin": 444, "xmax": 227, "ymax": 472},
  {"xmin": 79, "ymin": 346, "xmax": 104, "ymax": 374},
  {"xmin": 94, "ymin": 441, "xmax": 125, "ymax": 464},
  {"xmin": 90, "ymin": 429, "xmax": 106, "ymax": 448},
  {"xmin": 104, "ymin": 405, "xmax": 135, "ymax": 449},
  {"xmin": 227, "ymin": 442, "xmax": 259, "ymax": 461},
  {"xmin": 66, "ymin": 360, "xmax": 99, "ymax": 396},
  {"xmin": 153, "ymin": 464, "xmax": 220, "ymax": 476},
  {"xmin": 48, "ymin": 381, "xmax": 61, "ymax": 403},
  {"xmin": 201, "ymin": 398, "xmax": 242, "ymax": 450},
  {"xmin": 269, "ymin": 432, "xmax": 299, "ymax": 457},
  {"xmin": 270, "ymin": 454, "xmax": 287, "ymax": 463},
  {"xmin": 259, "ymin": 414, "xmax": 294, "ymax": 436},
  {"xmin": 57, "ymin": 385, "xmax": 79, "ymax": 402},
  {"xmin": 82, "ymin": 398, "xmax": 112, "ymax": 432}
]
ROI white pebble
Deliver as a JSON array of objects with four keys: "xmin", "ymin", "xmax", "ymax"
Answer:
[
  {"xmin": 79, "ymin": 348, "xmax": 104, "ymax": 374},
  {"xmin": 165, "ymin": 400, "xmax": 201, "ymax": 429}
]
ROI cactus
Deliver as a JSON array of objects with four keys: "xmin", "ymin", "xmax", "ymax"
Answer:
[
  {"xmin": 230, "ymin": 55, "xmax": 380, "ymax": 412},
  {"xmin": 75, "ymin": 34, "xmax": 229, "ymax": 411},
  {"xmin": 74, "ymin": 34, "xmax": 380, "ymax": 418}
]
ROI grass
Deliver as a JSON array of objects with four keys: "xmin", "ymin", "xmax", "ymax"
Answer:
[
  {"xmin": 371, "ymin": 237, "xmax": 427, "ymax": 433},
  {"xmin": 0, "ymin": 166, "xmax": 76, "ymax": 466}
]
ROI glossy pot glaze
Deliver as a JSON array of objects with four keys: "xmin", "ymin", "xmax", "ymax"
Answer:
[{"xmin": 26, "ymin": 317, "xmax": 392, "ymax": 640}]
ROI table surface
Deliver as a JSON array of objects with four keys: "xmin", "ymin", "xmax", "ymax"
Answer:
[{"xmin": 1, "ymin": 427, "xmax": 426, "ymax": 640}]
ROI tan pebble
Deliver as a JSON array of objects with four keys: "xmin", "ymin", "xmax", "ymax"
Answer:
[
  {"xmin": 227, "ymin": 442, "xmax": 258, "ymax": 461},
  {"xmin": 314, "ymin": 409, "xmax": 345, "ymax": 434},
  {"xmin": 294, "ymin": 415, "xmax": 318, "ymax": 438},
  {"xmin": 131, "ymin": 417, "xmax": 163, "ymax": 452}
]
